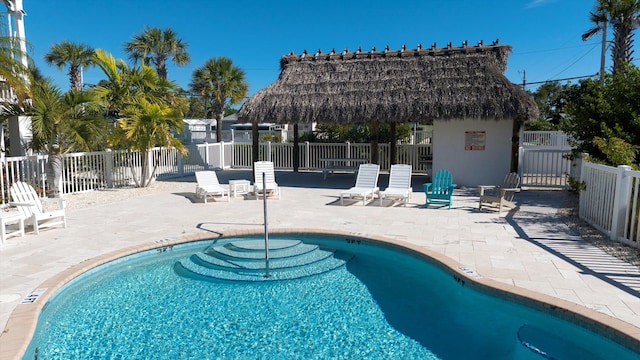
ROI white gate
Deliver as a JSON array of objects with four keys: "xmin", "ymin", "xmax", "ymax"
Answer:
[{"xmin": 518, "ymin": 147, "xmax": 573, "ymax": 188}]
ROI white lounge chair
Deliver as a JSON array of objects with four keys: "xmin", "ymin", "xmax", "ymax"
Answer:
[
  {"xmin": 340, "ymin": 163, "xmax": 380, "ymax": 205},
  {"xmin": 9, "ymin": 181, "xmax": 67, "ymax": 234},
  {"xmin": 379, "ymin": 164, "xmax": 413, "ymax": 206},
  {"xmin": 254, "ymin": 161, "xmax": 280, "ymax": 199},
  {"xmin": 478, "ymin": 172, "xmax": 521, "ymax": 214},
  {"xmin": 195, "ymin": 171, "xmax": 230, "ymax": 203}
]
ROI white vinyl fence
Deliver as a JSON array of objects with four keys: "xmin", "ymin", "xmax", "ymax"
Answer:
[
  {"xmin": 518, "ymin": 147, "xmax": 573, "ymax": 188},
  {"xmin": 1, "ymin": 130, "xmax": 575, "ymax": 202},
  {"xmin": 230, "ymin": 142, "xmax": 432, "ymax": 173},
  {"xmin": 0, "ymin": 143, "xmax": 235, "ymax": 204},
  {"xmin": 580, "ymin": 162, "xmax": 640, "ymax": 247},
  {"xmin": 521, "ymin": 131, "xmax": 571, "ymax": 147},
  {"xmin": 1, "ymin": 141, "xmax": 432, "ymax": 205}
]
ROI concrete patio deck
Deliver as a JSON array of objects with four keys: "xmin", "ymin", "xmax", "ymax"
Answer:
[{"xmin": 1, "ymin": 169, "xmax": 640, "ymax": 358}]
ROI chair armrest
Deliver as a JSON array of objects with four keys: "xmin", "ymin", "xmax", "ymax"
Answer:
[
  {"xmin": 41, "ymin": 197, "xmax": 67, "ymax": 209},
  {"xmin": 478, "ymin": 185, "xmax": 497, "ymax": 196},
  {"xmin": 423, "ymin": 183, "xmax": 433, "ymax": 192},
  {"xmin": 501, "ymin": 187, "xmax": 521, "ymax": 192},
  {"xmin": 497, "ymin": 187, "xmax": 521, "ymax": 196},
  {"xmin": 9, "ymin": 202, "xmax": 35, "ymax": 208}
]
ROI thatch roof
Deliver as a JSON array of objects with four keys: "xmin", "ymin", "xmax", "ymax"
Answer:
[{"xmin": 238, "ymin": 40, "xmax": 539, "ymax": 124}]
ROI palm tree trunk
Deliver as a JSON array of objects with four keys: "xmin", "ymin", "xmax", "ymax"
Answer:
[
  {"xmin": 600, "ymin": 22, "xmax": 607, "ymax": 83},
  {"xmin": 46, "ymin": 153, "xmax": 63, "ymax": 198},
  {"xmin": 216, "ymin": 118, "xmax": 223, "ymax": 142},
  {"xmin": 216, "ymin": 108, "xmax": 225, "ymax": 142},
  {"xmin": 127, "ymin": 151, "xmax": 142, "ymax": 187},
  {"xmin": 140, "ymin": 150, "xmax": 152, "ymax": 187}
]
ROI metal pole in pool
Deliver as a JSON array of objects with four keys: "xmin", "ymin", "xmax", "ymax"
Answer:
[{"xmin": 262, "ymin": 171, "xmax": 270, "ymax": 277}]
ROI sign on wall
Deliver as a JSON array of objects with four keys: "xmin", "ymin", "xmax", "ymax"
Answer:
[{"xmin": 465, "ymin": 131, "xmax": 486, "ymax": 151}]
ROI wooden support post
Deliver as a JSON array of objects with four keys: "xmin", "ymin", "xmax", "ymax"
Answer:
[
  {"xmin": 252, "ymin": 122, "xmax": 259, "ymax": 177},
  {"xmin": 510, "ymin": 119, "xmax": 521, "ymax": 173},
  {"xmin": 390, "ymin": 122, "xmax": 397, "ymax": 165},
  {"xmin": 371, "ymin": 120, "xmax": 379, "ymax": 164},
  {"xmin": 293, "ymin": 124, "xmax": 299, "ymax": 172}
]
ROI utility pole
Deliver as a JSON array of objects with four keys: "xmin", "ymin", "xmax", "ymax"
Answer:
[{"xmin": 521, "ymin": 70, "xmax": 526, "ymax": 90}]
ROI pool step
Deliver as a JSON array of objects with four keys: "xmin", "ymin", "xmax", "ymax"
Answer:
[
  {"xmin": 175, "ymin": 239, "xmax": 352, "ymax": 282},
  {"xmin": 204, "ymin": 240, "xmax": 319, "ymax": 261}
]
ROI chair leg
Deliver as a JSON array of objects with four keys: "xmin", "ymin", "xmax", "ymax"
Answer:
[{"xmin": 0, "ymin": 220, "xmax": 5, "ymax": 245}]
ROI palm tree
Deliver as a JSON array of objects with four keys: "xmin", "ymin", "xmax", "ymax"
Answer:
[
  {"xmin": 0, "ymin": 35, "xmax": 32, "ymax": 156},
  {"xmin": 189, "ymin": 57, "xmax": 248, "ymax": 142},
  {"xmin": 116, "ymin": 99, "xmax": 186, "ymax": 187},
  {"xmin": 28, "ymin": 78, "xmax": 106, "ymax": 197},
  {"xmin": 44, "ymin": 41, "xmax": 95, "ymax": 91},
  {"xmin": 0, "ymin": 36, "xmax": 31, "ymax": 100},
  {"xmin": 583, "ymin": 0, "xmax": 640, "ymax": 74},
  {"xmin": 91, "ymin": 49, "xmax": 186, "ymax": 187},
  {"xmin": 124, "ymin": 26, "xmax": 190, "ymax": 81}
]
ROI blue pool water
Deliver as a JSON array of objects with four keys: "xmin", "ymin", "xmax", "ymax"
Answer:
[{"xmin": 24, "ymin": 234, "xmax": 639, "ymax": 359}]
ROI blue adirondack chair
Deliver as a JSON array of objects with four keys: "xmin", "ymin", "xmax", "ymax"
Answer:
[{"xmin": 423, "ymin": 169, "xmax": 457, "ymax": 209}]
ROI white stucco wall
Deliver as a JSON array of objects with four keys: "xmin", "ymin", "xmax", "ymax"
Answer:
[
  {"xmin": 8, "ymin": 115, "xmax": 32, "ymax": 156},
  {"xmin": 432, "ymin": 119, "xmax": 513, "ymax": 188}
]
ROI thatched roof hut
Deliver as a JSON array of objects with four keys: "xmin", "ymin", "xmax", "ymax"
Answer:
[{"xmin": 238, "ymin": 40, "xmax": 539, "ymax": 124}]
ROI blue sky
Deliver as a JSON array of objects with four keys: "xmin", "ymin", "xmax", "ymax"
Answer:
[{"xmin": 17, "ymin": 0, "xmax": 634, "ymax": 99}]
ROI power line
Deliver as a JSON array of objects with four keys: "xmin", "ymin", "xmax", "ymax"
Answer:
[
  {"xmin": 512, "ymin": 42, "xmax": 600, "ymax": 56},
  {"xmin": 517, "ymin": 73, "xmax": 599, "ymax": 88},
  {"xmin": 548, "ymin": 42, "xmax": 600, "ymax": 79}
]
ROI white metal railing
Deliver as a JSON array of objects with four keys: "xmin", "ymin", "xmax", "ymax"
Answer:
[
  {"xmin": 521, "ymin": 131, "xmax": 571, "ymax": 147},
  {"xmin": 580, "ymin": 162, "xmax": 640, "ymax": 247}
]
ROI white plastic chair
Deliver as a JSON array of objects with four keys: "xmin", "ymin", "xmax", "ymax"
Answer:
[
  {"xmin": 9, "ymin": 181, "xmax": 67, "ymax": 234},
  {"xmin": 379, "ymin": 164, "xmax": 413, "ymax": 206},
  {"xmin": 254, "ymin": 161, "xmax": 280, "ymax": 199},
  {"xmin": 195, "ymin": 171, "xmax": 230, "ymax": 203},
  {"xmin": 340, "ymin": 164, "xmax": 380, "ymax": 205}
]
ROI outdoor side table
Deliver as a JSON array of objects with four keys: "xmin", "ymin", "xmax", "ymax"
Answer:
[
  {"xmin": 1, "ymin": 211, "xmax": 25, "ymax": 245},
  {"xmin": 229, "ymin": 180, "xmax": 251, "ymax": 198}
]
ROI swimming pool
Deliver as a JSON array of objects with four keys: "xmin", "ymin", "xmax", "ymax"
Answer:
[{"xmin": 21, "ymin": 232, "xmax": 640, "ymax": 359}]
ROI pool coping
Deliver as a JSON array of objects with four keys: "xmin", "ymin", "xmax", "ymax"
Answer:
[{"xmin": 2, "ymin": 228, "xmax": 640, "ymax": 359}]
